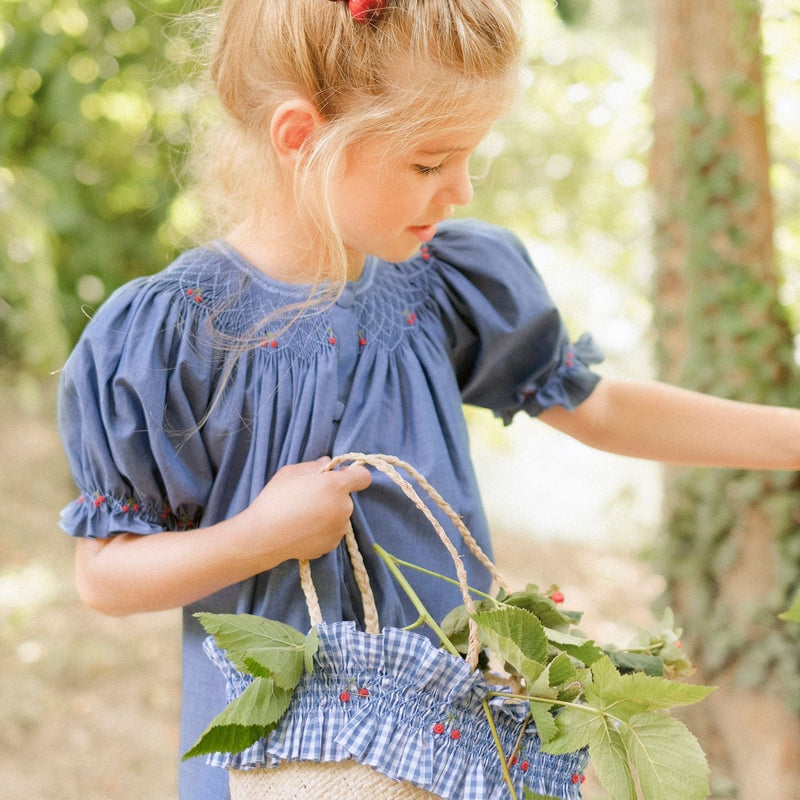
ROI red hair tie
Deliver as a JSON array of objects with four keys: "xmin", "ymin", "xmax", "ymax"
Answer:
[{"xmin": 329, "ymin": 0, "xmax": 387, "ymax": 24}]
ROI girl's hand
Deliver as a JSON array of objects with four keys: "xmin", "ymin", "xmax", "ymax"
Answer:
[
  {"xmin": 240, "ymin": 457, "xmax": 372, "ymax": 563},
  {"xmin": 74, "ymin": 457, "xmax": 372, "ymax": 616}
]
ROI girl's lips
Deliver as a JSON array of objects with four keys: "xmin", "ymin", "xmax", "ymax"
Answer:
[{"xmin": 409, "ymin": 223, "xmax": 438, "ymax": 243}]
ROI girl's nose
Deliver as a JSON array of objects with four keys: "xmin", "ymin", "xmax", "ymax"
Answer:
[{"xmin": 439, "ymin": 164, "xmax": 474, "ymax": 207}]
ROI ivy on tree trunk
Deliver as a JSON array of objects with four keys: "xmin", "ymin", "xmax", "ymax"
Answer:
[{"xmin": 649, "ymin": 0, "xmax": 800, "ymax": 794}]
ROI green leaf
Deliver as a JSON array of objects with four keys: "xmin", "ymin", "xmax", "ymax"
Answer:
[
  {"xmin": 546, "ymin": 651, "xmax": 577, "ymax": 688},
  {"xmin": 502, "ymin": 587, "xmax": 582, "ymax": 630},
  {"xmin": 527, "ymin": 661, "xmax": 559, "ymax": 700},
  {"xmin": 441, "ymin": 600, "xmax": 495, "ymax": 653},
  {"xmin": 547, "ymin": 629, "xmax": 604, "ymax": 666},
  {"xmin": 604, "ymin": 647, "xmax": 664, "ymax": 677},
  {"xmin": 588, "ymin": 723, "xmax": 637, "ymax": 800},
  {"xmin": 540, "ymin": 705, "xmax": 599, "ymax": 755},
  {"xmin": 195, "ymin": 613, "xmax": 307, "ymax": 689},
  {"xmin": 472, "ymin": 606, "xmax": 548, "ymax": 685},
  {"xmin": 620, "ymin": 713, "xmax": 711, "ymax": 800},
  {"xmin": 182, "ymin": 676, "xmax": 293, "ymax": 761},
  {"xmin": 779, "ymin": 590, "xmax": 800, "ymax": 622},
  {"xmin": 585, "ymin": 656, "xmax": 714, "ymax": 722},
  {"xmin": 524, "ymin": 790, "xmax": 560, "ymax": 800},
  {"xmin": 542, "ymin": 700, "xmax": 638, "ymax": 799},
  {"xmin": 528, "ymin": 700, "xmax": 559, "ymax": 745}
]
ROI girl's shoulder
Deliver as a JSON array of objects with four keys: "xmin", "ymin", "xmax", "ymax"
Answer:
[
  {"xmin": 428, "ymin": 217, "xmax": 530, "ymax": 261},
  {"xmin": 394, "ymin": 218, "xmax": 544, "ymax": 310},
  {"xmin": 397, "ymin": 217, "xmax": 537, "ymax": 293}
]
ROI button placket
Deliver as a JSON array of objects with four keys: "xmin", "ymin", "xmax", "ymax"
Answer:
[{"xmin": 327, "ymin": 284, "xmax": 360, "ymax": 442}]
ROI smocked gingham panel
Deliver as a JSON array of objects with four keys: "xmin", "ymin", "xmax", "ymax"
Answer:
[{"xmin": 204, "ymin": 622, "xmax": 588, "ymax": 799}]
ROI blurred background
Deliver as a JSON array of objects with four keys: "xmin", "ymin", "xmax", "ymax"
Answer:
[{"xmin": 2, "ymin": 0, "xmax": 800, "ymax": 797}]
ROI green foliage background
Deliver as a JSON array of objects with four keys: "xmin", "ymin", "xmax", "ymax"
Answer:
[
  {"xmin": 1, "ymin": 0, "xmax": 657, "ymax": 375},
  {"xmin": 1, "ymin": 0, "xmax": 200, "ymax": 371},
  {"xmin": 2, "ymin": 0, "xmax": 799, "ymax": 377}
]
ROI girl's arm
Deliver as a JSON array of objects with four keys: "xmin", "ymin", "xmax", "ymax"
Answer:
[
  {"xmin": 74, "ymin": 459, "xmax": 372, "ymax": 616},
  {"xmin": 538, "ymin": 377, "xmax": 800, "ymax": 470}
]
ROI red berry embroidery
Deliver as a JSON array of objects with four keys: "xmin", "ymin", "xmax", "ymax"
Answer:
[
  {"xmin": 327, "ymin": 328, "xmax": 337, "ymax": 345},
  {"xmin": 358, "ymin": 687, "xmax": 369, "ymax": 698},
  {"xmin": 520, "ymin": 760, "xmax": 530, "ymax": 772},
  {"xmin": 122, "ymin": 505, "xmax": 129, "ymax": 512},
  {"xmin": 339, "ymin": 691, "xmax": 350, "ymax": 702},
  {"xmin": 132, "ymin": 503, "xmax": 140, "ymax": 511},
  {"xmin": 449, "ymin": 729, "xmax": 461, "ymax": 740},
  {"xmin": 78, "ymin": 496, "xmax": 86, "ymax": 504},
  {"xmin": 421, "ymin": 245, "xmax": 431, "ymax": 261},
  {"xmin": 186, "ymin": 288, "xmax": 203, "ymax": 303},
  {"xmin": 565, "ymin": 351, "xmax": 575, "ymax": 367},
  {"xmin": 432, "ymin": 723, "xmax": 445, "ymax": 735},
  {"xmin": 509, "ymin": 755, "xmax": 518, "ymax": 766},
  {"xmin": 572, "ymin": 773, "xmax": 585, "ymax": 784},
  {"xmin": 93, "ymin": 495, "xmax": 105, "ymax": 508},
  {"xmin": 550, "ymin": 590, "xmax": 565, "ymax": 604},
  {"xmin": 358, "ymin": 330, "xmax": 367, "ymax": 346},
  {"xmin": 404, "ymin": 311, "xmax": 417, "ymax": 326},
  {"xmin": 260, "ymin": 339, "xmax": 278, "ymax": 349}
]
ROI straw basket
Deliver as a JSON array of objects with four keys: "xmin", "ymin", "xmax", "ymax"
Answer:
[{"xmin": 205, "ymin": 454, "xmax": 589, "ymax": 800}]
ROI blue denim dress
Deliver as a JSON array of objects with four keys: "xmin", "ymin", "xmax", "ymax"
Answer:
[{"xmin": 58, "ymin": 219, "xmax": 602, "ymax": 799}]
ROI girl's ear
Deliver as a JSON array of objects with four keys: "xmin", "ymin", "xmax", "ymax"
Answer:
[{"xmin": 271, "ymin": 98, "xmax": 325, "ymax": 164}]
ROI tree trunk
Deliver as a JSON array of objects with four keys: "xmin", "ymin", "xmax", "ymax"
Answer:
[{"xmin": 649, "ymin": 1, "xmax": 800, "ymax": 797}]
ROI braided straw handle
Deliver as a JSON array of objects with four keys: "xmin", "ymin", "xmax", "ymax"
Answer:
[{"xmin": 297, "ymin": 453, "xmax": 511, "ymax": 670}]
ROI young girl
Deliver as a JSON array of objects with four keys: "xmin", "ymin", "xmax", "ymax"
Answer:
[{"xmin": 58, "ymin": 0, "xmax": 800, "ymax": 797}]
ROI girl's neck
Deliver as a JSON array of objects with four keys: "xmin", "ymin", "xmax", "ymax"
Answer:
[
  {"xmin": 227, "ymin": 221, "xmax": 319, "ymax": 285},
  {"xmin": 226, "ymin": 202, "xmax": 366, "ymax": 286}
]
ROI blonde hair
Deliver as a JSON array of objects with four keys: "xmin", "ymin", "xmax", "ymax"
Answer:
[{"xmin": 189, "ymin": 0, "xmax": 524, "ymax": 285}]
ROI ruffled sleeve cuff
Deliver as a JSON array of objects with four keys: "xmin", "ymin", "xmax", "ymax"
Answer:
[
  {"xmin": 503, "ymin": 332, "xmax": 605, "ymax": 425},
  {"xmin": 59, "ymin": 490, "xmax": 202, "ymax": 539}
]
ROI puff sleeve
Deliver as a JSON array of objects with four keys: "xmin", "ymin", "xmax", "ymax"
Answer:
[
  {"xmin": 57, "ymin": 277, "xmax": 215, "ymax": 539},
  {"xmin": 428, "ymin": 220, "xmax": 604, "ymax": 424}
]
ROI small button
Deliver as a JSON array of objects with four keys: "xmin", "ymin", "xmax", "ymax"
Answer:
[
  {"xmin": 333, "ymin": 400, "xmax": 346, "ymax": 420},
  {"xmin": 337, "ymin": 287, "xmax": 355, "ymax": 308}
]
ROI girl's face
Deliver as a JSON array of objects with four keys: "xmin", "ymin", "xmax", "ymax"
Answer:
[{"xmin": 331, "ymin": 113, "xmax": 499, "ymax": 272}]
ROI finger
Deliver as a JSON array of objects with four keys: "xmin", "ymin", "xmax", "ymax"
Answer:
[{"xmin": 335, "ymin": 464, "xmax": 372, "ymax": 493}]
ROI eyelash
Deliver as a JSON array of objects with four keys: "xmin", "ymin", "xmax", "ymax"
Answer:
[{"xmin": 414, "ymin": 164, "xmax": 444, "ymax": 176}]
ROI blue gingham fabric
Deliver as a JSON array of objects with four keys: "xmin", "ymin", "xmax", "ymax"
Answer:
[{"xmin": 204, "ymin": 622, "xmax": 588, "ymax": 799}]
